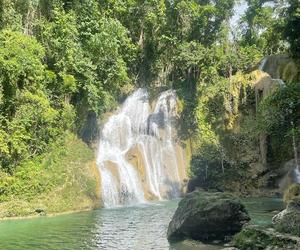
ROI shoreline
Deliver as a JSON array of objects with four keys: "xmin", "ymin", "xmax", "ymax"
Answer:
[
  {"xmin": 0, "ymin": 206, "xmax": 99, "ymax": 222},
  {"xmin": 0, "ymin": 189, "xmax": 282, "ymax": 221}
]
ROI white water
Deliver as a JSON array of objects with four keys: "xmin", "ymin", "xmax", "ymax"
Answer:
[
  {"xmin": 259, "ymin": 58, "xmax": 286, "ymax": 87},
  {"xmin": 259, "ymin": 58, "xmax": 267, "ymax": 71},
  {"xmin": 292, "ymin": 121, "xmax": 300, "ymax": 183},
  {"xmin": 96, "ymin": 89, "xmax": 184, "ymax": 207}
]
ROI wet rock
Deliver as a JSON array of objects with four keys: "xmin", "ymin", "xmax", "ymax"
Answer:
[
  {"xmin": 35, "ymin": 208, "xmax": 46, "ymax": 216},
  {"xmin": 234, "ymin": 225, "xmax": 300, "ymax": 249},
  {"xmin": 167, "ymin": 191, "xmax": 250, "ymax": 242}
]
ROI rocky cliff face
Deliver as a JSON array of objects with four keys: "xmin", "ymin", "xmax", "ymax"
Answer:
[{"xmin": 188, "ymin": 55, "xmax": 299, "ymax": 194}]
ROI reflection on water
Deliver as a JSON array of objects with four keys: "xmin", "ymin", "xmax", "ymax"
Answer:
[{"xmin": 0, "ymin": 198, "xmax": 284, "ymax": 250}]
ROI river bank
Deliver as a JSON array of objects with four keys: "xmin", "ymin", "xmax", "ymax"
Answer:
[
  {"xmin": 0, "ymin": 187, "xmax": 282, "ymax": 221},
  {"xmin": 0, "ymin": 207, "xmax": 95, "ymax": 221}
]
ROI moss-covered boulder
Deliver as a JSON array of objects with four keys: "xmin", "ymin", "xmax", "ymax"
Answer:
[
  {"xmin": 272, "ymin": 201, "xmax": 300, "ymax": 236},
  {"xmin": 283, "ymin": 184, "xmax": 300, "ymax": 204},
  {"xmin": 167, "ymin": 191, "xmax": 250, "ymax": 242},
  {"xmin": 234, "ymin": 225, "xmax": 300, "ymax": 249}
]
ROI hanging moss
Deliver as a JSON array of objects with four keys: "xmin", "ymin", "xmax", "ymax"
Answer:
[{"xmin": 189, "ymin": 71, "xmax": 268, "ymax": 192}]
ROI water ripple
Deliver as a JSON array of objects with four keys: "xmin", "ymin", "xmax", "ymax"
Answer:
[{"xmin": 0, "ymin": 198, "xmax": 282, "ymax": 250}]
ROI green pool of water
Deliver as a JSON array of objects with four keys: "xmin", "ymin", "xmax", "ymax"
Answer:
[
  {"xmin": 0, "ymin": 197, "xmax": 284, "ymax": 250},
  {"xmin": 241, "ymin": 197, "xmax": 285, "ymax": 226}
]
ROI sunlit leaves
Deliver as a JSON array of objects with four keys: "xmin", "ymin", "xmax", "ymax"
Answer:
[{"xmin": 0, "ymin": 30, "xmax": 45, "ymax": 113}]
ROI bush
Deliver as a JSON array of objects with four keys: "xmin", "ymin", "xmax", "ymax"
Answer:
[{"xmin": 0, "ymin": 133, "xmax": 100, "ymax": 218}]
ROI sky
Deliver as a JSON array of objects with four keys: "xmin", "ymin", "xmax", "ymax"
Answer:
[{"xmin": 231, "ymin": 1, "xmax": 248, "ymax": 27}]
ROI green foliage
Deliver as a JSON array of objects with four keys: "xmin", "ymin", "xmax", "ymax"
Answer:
[
  {"xmin": 37, "ymin": 6, "xmax": 82, "ymax": 75},
  {"xmin": 36, "ymin": 5, "xmax": 136, "ymax": 114},
  {"xmin": 238, "ymin": 0, "xmax": 300, "ymax": 57},
  {"xmin": 258, "ymin": 83, "xmax": 300, "ymax": 162},
  {"xmin": 0, "ymin": 29, "xmax": 74, "ymax": 173},
  {"xmin": 171, "ymin": 0, "xmax": 235, "ymax": 44},
  {"xmin": 0, "ymin": 90, "xmax": 74, "ymax": 172},
  {"xmin": 238, "ymin": 0, "xmax": 287, "ymax": 55},
  {"xmin": 0, "ymin": 0, "xmax": 298, "ymax": 210},
  {"xmin": 188, "ymin": 73, "xmax": 258, "ymax": 190},
  {"xmin": 237, "ymin": 45, "xmax": 264, "ymax": 71},
  {"xmin": 84, "ymin": 17, "xmax": 136, "ymax": 112},
  {"xmin": 0, "ymin": 30, "xmax": 45, "ymax": 112},
  {"xmin": 240, "ymin": 0, "xmax": 273, "ymax": 45},
  {"xmin": 0, "ymin": 0, "xmax": 22, "ymax": 31},
  {"xmin": 259, "ymin": 83, "xmax": 300, "ymax": 131},
  {"xmin": 284, "ymin": 0, "xmax": 300, "ymax": 58},
  {"xmin": 0, "ymin": 133, "xmax": 99, "ymax": 217}
]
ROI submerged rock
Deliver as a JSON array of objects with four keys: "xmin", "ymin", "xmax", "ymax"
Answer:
[
  {"xmin": 167, "ymin": 191, "xmax": 250, "ymax": 242},
  {"xmin": 234, "ymin": 225, "xmax": 300, "ymax": 249}
]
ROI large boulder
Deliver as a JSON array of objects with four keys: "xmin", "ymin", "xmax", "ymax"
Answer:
[
  {"xmin": 272, "ymin": 201, "xmax": 300, "ymax": 236},
  {"xmin": 167, "ymin": 191, "xmax": 250, "ymax": 242}
]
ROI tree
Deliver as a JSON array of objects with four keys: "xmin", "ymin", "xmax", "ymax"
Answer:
[
  {"xmin": 284, "ymin": 0, "xmax": 300, "ymax": 57},
  {"xmin": 1, "ymin": 90, "xmax": 73, "ymax": 172},
  {"xmin": 240, "ymin": 0, "xmax": 274, "ymax": 48},
  {"xmin": 258, "ymin": 83, "xmax": 300, "ymax": 162},
  {"xmin": 0, "ymin": 30, "xmax": 45, "ymax": 115}
]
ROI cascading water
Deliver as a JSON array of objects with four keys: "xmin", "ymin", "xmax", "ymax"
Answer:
[
  {"xmin": 259, "ymin": 58, "xmax": 268, "ymax": 71},
  {"xmin": 292, "ymin": 120, "xmax": 300, "ymax": 183},
  {"xmin": 96, "ymin": 89, "xmax": 186, "ymax": 207},
  {"xmin": 259, "ymin": 57, "xmax": 286, "ymax": 87}
]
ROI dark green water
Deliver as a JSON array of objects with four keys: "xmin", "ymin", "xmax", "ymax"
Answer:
[
  {"xmin": 0, "ymin": 198, "xmax": 284, "ymax": 250},
  {"xmin": 241, "ymin": 197, "xmax": 285, "ymax": 226}
]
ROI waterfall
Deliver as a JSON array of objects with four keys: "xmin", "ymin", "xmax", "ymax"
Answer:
[
  {"xmin": 292, "ymin": 121, "xmax": 300, "ymax": 183},
  {"xmin": 259, "ymin": 58, "xmax": 267, "ymax": 71},
  {"xmin": 96, "ymin": 89, "xmax": 186, "ymax": 207},
  {"xmin": 259, "ymin": 58, "xmax": 286, "ymax": 87}
]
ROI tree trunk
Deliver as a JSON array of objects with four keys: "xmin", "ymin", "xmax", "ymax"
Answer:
[{"xmin": 292, "ymin": 121, "xmax": 299, "ymax": 169}]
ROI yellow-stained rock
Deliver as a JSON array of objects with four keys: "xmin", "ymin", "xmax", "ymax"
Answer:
[
  {"xmin": 90, "ymin": 160, "xmax": 102, "ymax": 206},
  {"xmin": 103, "ymin": 161, "xmax": 121, "ymax": 188},
  {"xmin": 125, "ymin": 144, "xmax": 157, "ymax": 200}
]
